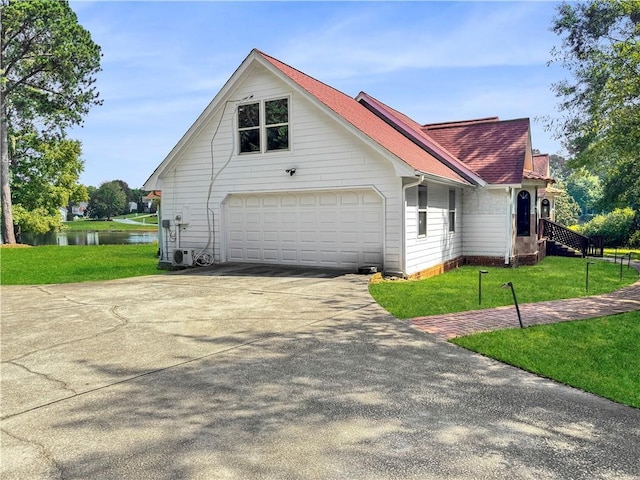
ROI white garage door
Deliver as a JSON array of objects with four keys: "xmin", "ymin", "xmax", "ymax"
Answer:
[{"xmin": 224, "ymin": 189, "xmax": 383, "ymax": 268}]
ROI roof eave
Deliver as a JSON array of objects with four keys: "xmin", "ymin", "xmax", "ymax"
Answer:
[
  {"xmin": 356, "ymin": 92, "xmax": 487, "ymax": 187},
  {"xmin": 414, "ymin": 170, "xmax": 472, "ymax": 187}
]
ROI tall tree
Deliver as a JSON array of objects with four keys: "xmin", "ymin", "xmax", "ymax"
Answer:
[
  {"xmin": 565, "ymin": 168, "xmax": 603, "ymax": 217},
  {"xmin": 88, "ymin": 181, "xmax": 126, "ymax": 221},
  {"xmin": 11, "ymin": 134, "xmax": 87, "ymax": 231},
  {"xmin": 550, "ymin": 0, "xmax": 640, "ymax": 212},
  {"xmin": 1, "ymin": 0, "xmax": 101, "ymax": 243}
]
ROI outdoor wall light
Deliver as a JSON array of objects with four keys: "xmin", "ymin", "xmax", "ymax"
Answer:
[
  {"xmin": 285, "ymin": 168, "xmax": 296, "ymax": 176},
  {"xmin": 501, "ymin": 281, "xmax": 524, "ymax": 329},
  {"xmin": 478, "ymin": 270, "xmax": 489, "ymax": 305}
]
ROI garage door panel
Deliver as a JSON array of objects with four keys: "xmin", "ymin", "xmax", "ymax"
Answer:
[
  {"xmin": 264, "ymin": 231, "xmax": 278, "ymax": 243},
  {"xmin": 226, "ymin": 190, "xmax": 383, "ymax": 268},
  {"xmin": 246, "ymin": 248, "xmax": 261, "ymax": 261},
  {"xmin": 300, "ymin": 250, "xmax": 317, "ymax": 262},
  {"xmin": 246, "ymin": 213, "xmax": 260, "ymax": 225},
  {"xmin": 320, "ymin": 251, "xmax": 338, "ymax": 264},
  {"xmin": 341, "ymin": 232, "xmax": 359, "ymax": 244},
  {"xmin": 246, "ymin": 230, "xmax": 260, "ymax": 242},
  {"xmin": 282, "ymin": 249, "xmax": 298, "ymax": 261},
  {"xmin": 281, "ymin": 231, "xmax": 297, "ymax": 243},
  {"xmin": 264, "ymin": 212, "xmax": 278, "ymax": 224},
  {"xmin": 263, "ymin": 249, "xmax": 279, "ymax": 261}
]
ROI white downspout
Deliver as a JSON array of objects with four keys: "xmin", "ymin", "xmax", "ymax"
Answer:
[
  {"xmin": 505, "ymin": 187, "xmax": 514, "ymax": 265},
  {"xmin": 401, "ymin": 174, "xmax": 425, "ymax": 277}
]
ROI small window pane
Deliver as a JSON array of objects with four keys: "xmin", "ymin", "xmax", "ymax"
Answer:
[
  {"xmin": 267, "ymin": 126, "xmax": 289, "ymax": 151},
  {"xmin": 238, "ymin": 103, "xmax": 260, "ymax": 128},
  {"xmin": 418, "ymin": 186, "xmax": 427, "ymax": 208},
  {"xmin": 265, "ymin": 99, "xmax": 288, "ymax": 125},
  {"xmin": 418, "ymin": 212, "xmax": 427, "ymax": 236},
  {"xmin": 239, "ymin": 129, "xmax": 260, "ymax": 153},
  {"xmin": 449, "ymin": 189, "xmax": 456, "ymax": 232}
]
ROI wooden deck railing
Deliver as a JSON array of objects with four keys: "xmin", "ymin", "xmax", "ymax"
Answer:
[{"xmin": 539, "ymin": 218, "xmax": 604, "ymax": 257}]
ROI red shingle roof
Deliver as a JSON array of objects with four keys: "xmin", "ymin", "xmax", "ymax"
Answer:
[
  {"xmin": 532, "ymin": 153, "xmax": 550, "ymax": 177},
  {"xmin": 423, "ymin": 118, "xmax": 531, "ymax": 185}
]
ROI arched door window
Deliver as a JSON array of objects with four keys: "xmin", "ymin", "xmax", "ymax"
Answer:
[
  {"xmin": 517, "ymin": 190, "xmax": 531, "ymax": 236},
  {"xmin": 541, "ymin": 199, "xmax": 550, "ymax": 219}
]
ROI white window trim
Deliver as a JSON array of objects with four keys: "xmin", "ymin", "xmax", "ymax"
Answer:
[
  {"xmin": 417, "ymin": 185, "xmax": 427, "ymax": 238},
  {"xmin": 448, "ymin": 189, "xmax": 456, "ymax": 233}
]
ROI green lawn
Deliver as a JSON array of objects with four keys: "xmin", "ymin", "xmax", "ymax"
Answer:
[
  {"xmin": 63, "ymin": 219, "xmax": 157, "ymax": 231},
  {"xmin": 452, "ymin": 311, "xmax": 640, "ymax": 408},
  {"xmin": 604, "ymin": 248, "xmax": 639, "ymax": 261},
  {"xmin": 0, "ymin": 244, "xmax": 162, "ymax": 285},
  {"xmin": 369, "ymin": 256, "xmax": 638, "ymax": 318}
]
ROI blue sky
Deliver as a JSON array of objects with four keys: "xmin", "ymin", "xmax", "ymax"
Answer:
[{"xmin": 69, "ymin": 1, "xmax": 568, "ymax": 189}]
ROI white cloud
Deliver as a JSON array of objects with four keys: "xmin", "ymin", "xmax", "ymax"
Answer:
[{"xmin": 278, "ymin": 2, "xmax": 559, "ymax": 81}]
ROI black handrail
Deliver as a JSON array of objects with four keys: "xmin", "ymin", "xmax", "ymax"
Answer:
[{"xmin": 540, "ymin": 219, "xmax": 603, "ymax": 257}]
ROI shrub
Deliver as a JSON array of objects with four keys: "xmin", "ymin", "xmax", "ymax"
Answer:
[
  {"xmin": 577, "ymin": 207, "xmax": 635, "ymax": 247},
  {"xmin": 12, "ymin": 205, "xmax": 63, "ymax": 234}
]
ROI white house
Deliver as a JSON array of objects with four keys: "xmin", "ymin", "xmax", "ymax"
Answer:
[{"xmin": 144, "ymin": 49, "xmax": 556, "ymax": 277}]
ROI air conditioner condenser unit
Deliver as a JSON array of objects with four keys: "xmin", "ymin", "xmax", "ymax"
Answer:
[{"xmin": 172, "ymin": 249, "xmax": 193, "ymax": 267}]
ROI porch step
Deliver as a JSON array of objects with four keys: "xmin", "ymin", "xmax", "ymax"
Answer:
[{"xmin": 547, "ymin": 240, "xmax": 583, "ymax": 258}]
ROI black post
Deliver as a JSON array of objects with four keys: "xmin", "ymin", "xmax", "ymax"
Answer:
[
  {"xmin": 502, "ymin": 282, "xmax": 523, "ymax": 329},
  {"xmin": 620, "ymin": 260, "xmax": 624, "ymax": 281},
  {"xmin": 586, "ymin": 261, "xmax": 594, "ymax": 293},
  {"xmin": 478, "ymin": 270, "xmax": 488, "ymax": 305}
]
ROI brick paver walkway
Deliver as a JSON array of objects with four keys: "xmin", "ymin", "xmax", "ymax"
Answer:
[{"xmin": 412, "ymin": 261, "xmax": 640, "ymax": 340}]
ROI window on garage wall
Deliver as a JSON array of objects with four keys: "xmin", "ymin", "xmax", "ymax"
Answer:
[
  {"xmin": 238, "ymin": 98, "xmax": 289, "ymax": 154},
  {"xmin": 238, "ymin": 102, "xmax": 261, "ymax": 153},
  {"xmin": 265, "ymin": 98, "xmax": 289, "ymax": 151},
  {"xmin": 418, "ymin": 185, "xmax": 428, "ymax": 237}
]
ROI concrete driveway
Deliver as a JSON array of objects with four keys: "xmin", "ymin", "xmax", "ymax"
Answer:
[{"xmin": 1, "ymin": 264, "xmax": 639, "ymax": 479}]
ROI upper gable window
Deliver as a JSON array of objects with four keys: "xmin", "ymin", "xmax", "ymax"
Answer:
[
  {"xmin": 238, "ymin": 102, "xmax": 261, "ymax": 153},
  {"xmin": 238, "ymin": 98, "xmax": 289, "ymax": 154},
  {"xmin": 265, "ymin": 98, "xmax": 289, "ymax": 151}
]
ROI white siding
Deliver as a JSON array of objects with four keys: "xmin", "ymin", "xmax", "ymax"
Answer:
[
  {"xmin": 157, "ymin": 65, "xmax": 402, "ymax": 271},
  {"xmin": 404, "ymin": 183, "xmax": 463, "ymax": 275},
  {"xmin": 462, "ymin": 188, "xmax": 509, "ymax": 256}
]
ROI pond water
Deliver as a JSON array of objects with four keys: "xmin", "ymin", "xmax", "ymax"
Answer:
[{"xmin": 20, "ymin": 230, "xmax": 158, "ymax": 246}]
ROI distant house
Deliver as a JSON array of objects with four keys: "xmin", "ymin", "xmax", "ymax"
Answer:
[
  {"xmin": 144, "ymin": 49, "xmax": 557, "ymax": 275},
  {"xmin": 142, "ymin": 191, "xmax": 161, "ymax": 213},
  {"xmin": 69, "ymin": 202, "xmax": 88, "ymax": 218}
]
